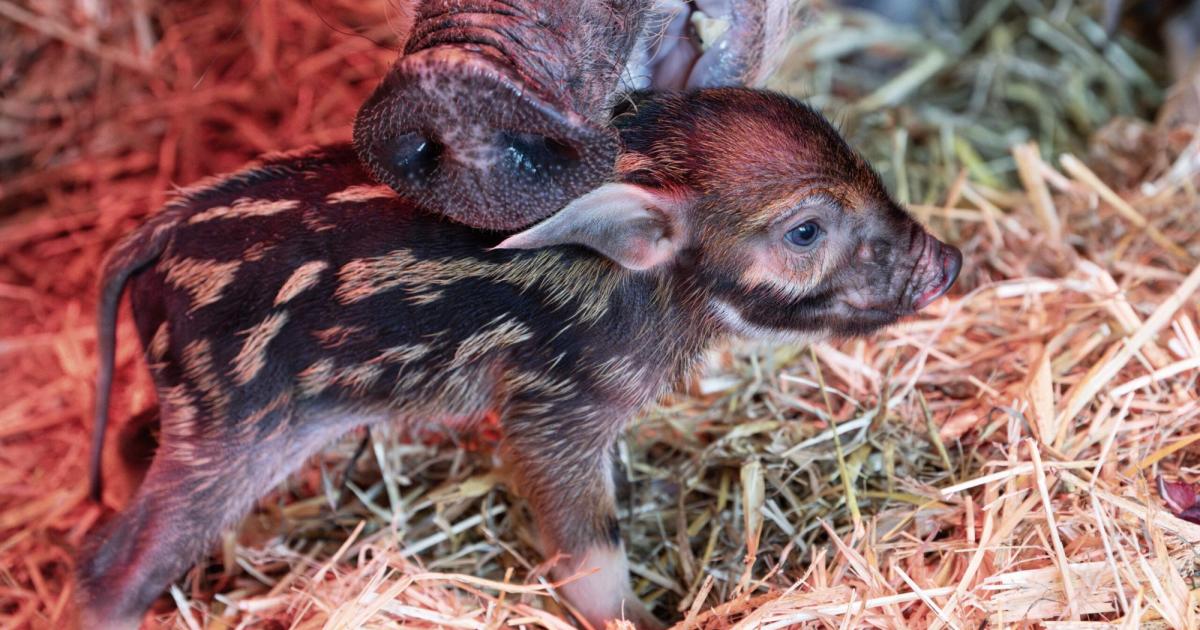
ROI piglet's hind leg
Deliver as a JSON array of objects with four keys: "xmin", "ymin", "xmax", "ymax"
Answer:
[{"xmin": 76, "ymin": 409, "xmax": 345, "ymax": 629}]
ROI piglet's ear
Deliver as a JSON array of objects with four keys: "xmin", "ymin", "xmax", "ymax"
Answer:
[{"xmin": 495, "ymin": 183, "xmax": 684, "ymax": 271}]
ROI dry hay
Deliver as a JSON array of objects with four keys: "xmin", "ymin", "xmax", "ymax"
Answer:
[{"xmin": 3, "ymin": 1, "xmax": 1200, "ymax": 628}]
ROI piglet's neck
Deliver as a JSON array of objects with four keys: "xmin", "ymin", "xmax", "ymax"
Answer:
[{"xmin": 598, "ymin": 264, "xmax": 722, "ymax": 396}]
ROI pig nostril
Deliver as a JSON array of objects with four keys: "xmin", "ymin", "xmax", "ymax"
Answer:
[
  {"xmin": 543, "ymin": 137, "xmax": 579, "ymax": 162},
  {"xmin": 385, "ymin": 132, "xmax": 442, "ymax": 183},
  {"xmin": 498, "ymin": 132, "xmax": 580, "ymax": 177}
]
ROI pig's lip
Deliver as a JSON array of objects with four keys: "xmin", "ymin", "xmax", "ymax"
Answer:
[
  {"xmin": 913, "ymin": 246, "xmax": 963, "ymax": 310},
  {"xmin": 370, "ymin": 47, "xmax": 604, "ymax": 151}
]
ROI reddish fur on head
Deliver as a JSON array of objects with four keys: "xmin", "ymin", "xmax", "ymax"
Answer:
[{"xmin": 616, "ymin": 89, "xmax": 890, "ymax": 220}]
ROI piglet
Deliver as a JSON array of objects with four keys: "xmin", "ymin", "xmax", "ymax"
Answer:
[{"xmin": 78, "ymin": 87, "xmax": 961, "ymax": 629}]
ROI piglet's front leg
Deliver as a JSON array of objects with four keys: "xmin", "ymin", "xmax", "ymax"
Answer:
[{"xmin": 501, "ymin": 393, "xmax": 662, "ymax": 629}]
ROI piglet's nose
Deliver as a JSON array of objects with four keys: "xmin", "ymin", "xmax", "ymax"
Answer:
[
  {"xmin": 913, "ymin": 242, "xmax": 963, "ymax": 310},
  {"xmin": 943, "ymin": 246, "xmax": 963, "ymax": 288}
]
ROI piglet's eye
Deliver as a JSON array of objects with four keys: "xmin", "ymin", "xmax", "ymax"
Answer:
[{"xmin": 785, "ymin": 221, "xmax": 823, "ymax": 249}]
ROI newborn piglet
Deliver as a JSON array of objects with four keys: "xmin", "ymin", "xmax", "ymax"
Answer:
[{"xmin": 79, "ymin": 87, "xmax": 961, "ymax": 630}]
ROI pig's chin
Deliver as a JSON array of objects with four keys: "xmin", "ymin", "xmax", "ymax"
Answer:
[{"xmin": 797, "ymin": 298, "xmax": 891, "ymax": 338}]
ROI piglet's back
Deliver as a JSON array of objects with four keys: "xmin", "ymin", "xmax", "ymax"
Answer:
[
  {"xmin": 114, "ymin": 144, "xmax": 631, "ymax": 435},
  {"xmin": 118, "ymin": 144, "xmax": 504, "ymax": 410}
]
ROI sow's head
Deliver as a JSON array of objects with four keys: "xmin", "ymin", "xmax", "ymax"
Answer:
[
  {"xmin": 353, "ymin": 0, "xmax": 643, "ymax": 231},
  {"xmin": 353, "ymin": 0, "xmax": 795, "ymax": 231}
]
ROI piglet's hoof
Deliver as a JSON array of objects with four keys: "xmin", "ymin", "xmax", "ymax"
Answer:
[{"xmin": 621, "ymin": 602, "xmax": 667, "ymax": 630}]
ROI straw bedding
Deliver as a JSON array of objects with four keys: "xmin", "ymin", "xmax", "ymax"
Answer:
[{"xmin": 2, "ymin": 1, "xmax": 1199, "ymax": 628}]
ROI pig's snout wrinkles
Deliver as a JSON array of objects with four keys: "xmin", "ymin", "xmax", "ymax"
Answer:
[
  {"xmin": 840, "ymin": 225, "xmax": 961, "ymax": 319},
  {"xmin": 913, "ymin": 239, "xmax": 962, "ymax": 309},
  {"xmin": 353, "ymin": 0, "xmax": 622, "ymax": 231},
  {"xmin": 906, "ymin": 231, "xmax": 962, "ymax": 311}
]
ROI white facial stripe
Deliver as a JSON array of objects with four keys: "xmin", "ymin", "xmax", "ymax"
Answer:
[
  {"xmin": 710, "ymin": 298, "xmax": 824, "ymax": 345},
  {"xmin": 741, "ymin": 269, "xmax": 812, "ymax": 300}
]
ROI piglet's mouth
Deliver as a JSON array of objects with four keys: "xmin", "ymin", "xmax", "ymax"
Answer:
[{"xmin": 912, "ymin": 243, "xmax": 963, "ymax": 311}]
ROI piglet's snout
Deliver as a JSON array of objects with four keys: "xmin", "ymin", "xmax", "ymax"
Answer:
[{"xmin": 910, "ymin": 235, "xmax": 962, "ymax": 311}]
